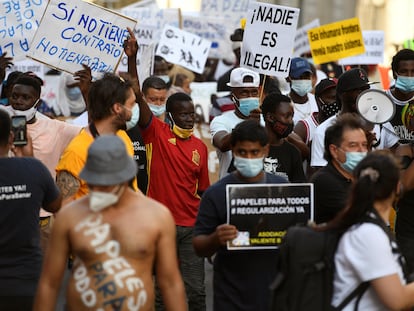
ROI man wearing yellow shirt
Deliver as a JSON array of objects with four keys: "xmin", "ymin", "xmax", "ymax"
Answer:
[{"xmin": 56, "ymin": 73, "xmax": 139, "ymax": 202}]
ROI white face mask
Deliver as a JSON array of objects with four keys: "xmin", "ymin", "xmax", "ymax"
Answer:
[
  {"xmin": 125, "ymin": 103, "xmax": 140, "ymax": 130},
  {"xmin": 149, "ymin": 103, "xmax": 166, "ymax": 117},
  {"xmin": 291, "ymin": 79, "xmax": 313, "ymax": 96},
  {"xmin": 12, "ymin": 99, "xmax": 39, "ymax": 121},
  {"xmin": 89, "ymin": 186, "xmax": 124, "ymax": 212}
]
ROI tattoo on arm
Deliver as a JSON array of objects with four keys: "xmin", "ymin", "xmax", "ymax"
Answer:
[{"xmin": 56, "ymin": 171, "xmax": 81, "ymax": 199}]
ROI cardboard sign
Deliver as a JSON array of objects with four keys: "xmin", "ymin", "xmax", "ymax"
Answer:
[
  {"xmin": 0, "ymin": 0, "xmax": 48, "ymax": 60},
  {"xmin": 307, "ymin": 17, "xmax": 365, "ymax": 65},
  {"xmin": 339, "ymin": 30, "xmax": 384, "ymax": 65},
  {"xmin": 226, "ymin": 183, "xmax": 313, "ymax": 250},
  {"xmin": 156, "ymin": 25, "xmax": 211, "ymax": 74},
  {"xmin": 201, "ymin": 0, "xmax": 251, "ymax": 29},
  {"xmin": 27, "ymin": 0, "xmax": 136, "ymax": 76},
  {"xmin": 120, "ymin": 7, "xmax": 180, "ymax": 30},
  {"xmin": 240, "ymin": 3, "xmax": 300, "ymax": 77},
  {"xmin": 182, "ymin": 15, "xmax": 233, "ymax": 59},
  {"xmin": 293, "ymin": 19, "xmax": 320, "ymax": 57}
]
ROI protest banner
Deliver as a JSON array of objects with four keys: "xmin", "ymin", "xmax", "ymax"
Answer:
[
  {"xmin": 26, "ymin": 0, "xmax": 136, "ymax": 77},
  {"xmin": 201, "ymin": 0, "xmax": 251, "ymax": 29},
  {"xmin": 120, "ymin": 7, "xmax": 180, "ymax": 30},
  {"xmin": 6, "ymin": 59, "xmax": 45, "ymax": 79},
  {"xmin": 155, "ymin": 25, "xmax": 211, "ymax": 74},
  {"xmin": 307, "ymin": 17, "xmax": 365, "ymax": 65},
  {"xmin": 0, "ymin": 0, "xmax": 47, "ymax": 60},
  {"xmin": 182, "ymin": 15, "xmax": 233, "ymax": 59},
  {"xmin": 339, "ymin": 30, "xmax": 384, "ymax": 65},
  {"xmin": 240, "ymin": 3, "xmax": 300, "ymax": 77},
  {"xmin": 226, "ymin": 183, "xmax": 313, "ymax": 250},
  {"xmin": 293, "ymin": 19, "xmax": 320, "ymax": 57}
]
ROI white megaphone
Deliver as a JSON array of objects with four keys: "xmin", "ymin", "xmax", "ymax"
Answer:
[{"xmin": 356, "ymin": 89, "xmax": 395, "ymax": 124}]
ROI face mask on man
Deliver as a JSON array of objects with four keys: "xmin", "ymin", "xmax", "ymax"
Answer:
[
  {"xmin": 149, "ymin": 103, "xmax": 166, "ymax": 117},
  {"xmin": 233, "ymin": 155, "xmax": 264, "ymax": 178},
  {"xmin": 395, "ymin": 76, "xmax": 414, "ymax": 93},
  {"xmin": 11, "ymin": 99, "xmax": 39, "ymax": 121},
  {"xmin": 291, "ymin": 80, "xmax": 313, "ymax": 97},
  {"xmin": 339, "ymin": 151, "xmax": 367, "ymax": 172},
  {"xmin": 125, "ymin": 103, "xmax": 140, "ymax": 130},
  {"xmin": 319, "ymin": 98, "xmax": 340, "ymax": 118},
  {"xmin": 270, "ymin": 119, "xmax": 294, "ymax": 138},
  {"xmin": 66, "ymin": 86, "xmax": 82, "ymax": 101},
  {"xmin": 168, "ymin": 112, "xmax": 193, "ymax": 139},
  {"xmin": 89, "ymin": 185, "xmax": 124, "ymax": 212},
  {"xmin": 235, "ymin": 96, "xmax": 260, "ymax": 117}
]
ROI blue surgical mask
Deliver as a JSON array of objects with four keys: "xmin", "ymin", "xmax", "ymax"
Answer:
[
  {"xmin": 233, "ymin": 156, "xmax": 264, "ymax": 178},
  {"xmin": 66, "ymin": 86, "xmax": 82, "ymax": 101},
  {"xmin": 395, "ymin": 76, "xmax": 414, "ymax": 93},
  {"xmin": 291, "ymin": 79, "xmax": 313, "ymax": 96},
  {"xmin": 236, "ymin": 97, "xmax": 260, "ymax": 117},
  {"xmin": 126, "ymin": 103, "xmax": 140, "ymax": 130},
  {"xmin": 158, "ymin": 75, "xmax": 170, "ymax": 84},
  {"xmin": 149, "ymin": 103, "xmax": 166, "ymax": 117},
  {"xmin": 340, "ymin": 151, "xmax": 367, "ymax": 172}
]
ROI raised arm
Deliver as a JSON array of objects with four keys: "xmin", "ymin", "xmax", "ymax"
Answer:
[
  {"xmin": 0, "ymin": 52, "xmax": 13, "ymax": 83},
  {"xmin": 74, "ymin": 64, "xmax": 92, "ymax": 106},
  {"xmin": 124, "ymin": 27, "xmax": 152, "ymax": 128}
]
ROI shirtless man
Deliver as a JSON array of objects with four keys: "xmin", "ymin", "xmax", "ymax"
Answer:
[{"xmin": 33, "ymin": 135, "xmax": 186, "ymax": 311}]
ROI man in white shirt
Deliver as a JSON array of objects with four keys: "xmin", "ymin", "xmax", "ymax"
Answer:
[{"xmin": 210, "ymin": 67, "xmax": 263, "ymax": 179}]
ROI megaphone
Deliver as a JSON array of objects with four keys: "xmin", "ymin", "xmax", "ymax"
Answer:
[{"xmin": 356, "ymin": 89, "xmax": 395, "ymax": 124}]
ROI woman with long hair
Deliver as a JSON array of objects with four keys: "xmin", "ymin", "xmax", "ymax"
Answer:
[{"xmin": 327, "ymin": 150, "xmax": 414, "ymax": 310}]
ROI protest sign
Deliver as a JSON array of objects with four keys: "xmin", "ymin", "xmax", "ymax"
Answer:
[
  {"xmin": 308, "ymin": 17, "xmax": 365, "ymax": 65},
  {"xmin": 0, "ymin": 0, "xmax": 47, "ymax": 60},
  {"xmin": 120, "ymin": 7, "xmax": 180, "ymax": 30},
  {"xmin": 182, "ymin": 15, "xmax": 233, "ymax": 59},
  {"xmin": 6, "ymin": 59, "xmax": 45, "ymax": 79},
  {"xmin": 201, "ymin": 0, "xmax": 251, "ymax": 29},
  {"xmin": 339, "ymin": 30, "xmax": 384, "ymax": 65},
  {"xmin": 226, "ymin": 183, "xmax": 313, "ymax": 250},
  {"xmin": 240, "ymin": 3, "xmax": 300, "ymax": 77},
  {"xmin": 293, "ymin": 19, "xmax": 320, "ymax": 57},
  {"xmin": 155, "ymin": 25, "xmax": 211, "ymax": 74},
  {"xmin": 26, "ymin": 0, "xmax": 136, "ymax": 77}
]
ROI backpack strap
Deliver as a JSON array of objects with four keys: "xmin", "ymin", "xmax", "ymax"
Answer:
[{"xmin": 333, "ymin": 281, "xmax": 369, "ymax": 311}]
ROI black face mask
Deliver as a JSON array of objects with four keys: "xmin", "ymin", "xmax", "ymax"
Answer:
[
  {"xmin": 270, "ymin": 119, "xmax": 294, "ymax": 138},
  {"xmin": 320, "ymin": 100, "xmax": 340, "ymax": 118}
]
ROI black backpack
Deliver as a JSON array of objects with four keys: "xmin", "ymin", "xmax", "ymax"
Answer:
[{"xmin": 269, "ymin": 216, "xmax": 403, "ymax": 311}]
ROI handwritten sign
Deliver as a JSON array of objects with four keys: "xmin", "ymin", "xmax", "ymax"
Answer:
[
  {"xmin": 0, "ymin": 0, "xmax": 47, "ymax": 60},
  {"xmin": 27, "ymin": 0, "xmax": 136, "ymax": 76},
  {"xmin": 226, "ymin": 183, "xmax": 313, "ymax": 250},
  {"xmin": 6, "ymin": 59, "xmax": 45, "ymax": 79},
  {"xmin": 339, "ymin": 30, "xmax": 384, "ymax": 65},
  {"xmin": 156, "ymin": 25, "xmax": 211, "ymax": 74},
  {"xmin": 240, "ymin": 3, "xmax": 300, "ymax": 77},
  {"xmin": 293, "ymin": 19, "xmax": 320, "ymax": 57},
  {"xmin": 308, "ymin": 17, "xmax": 365, "ymax": 65},
  {"xmin": 182, "ymin": 15, "xmax": 233, "ymax": 59},
  {"xmin": 201, "ymin": 0, "xmax": 251, "ymax": 29},
  {"xmin": 120, "ymin": 7, "xmax": 180, "ymax": 31}
]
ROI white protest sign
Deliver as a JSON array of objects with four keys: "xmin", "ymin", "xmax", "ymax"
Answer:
[
  {"xmin": 182, "ymin": 15, "xmax": 233, "ymax": 59},
  {"xmin": 120, "ymin": 7, "xmax": 180, "ymax": 30},
  {"xmin": 6, "ymin": 59, "xmax": 45, "ymax": 79},
  {"xmin": 0, "ymin": 0, "xmax": 48, "ymax": 60},
  {"xmin": 293, "ymin": 19, "xmax": 320, "ymax": 57},
  {"xmin": 156, "ymin": 25, "xmax": 211, "ymax": 74},
  {"xmin": 201, "ymin": 0, "xmax": 251, "ymax": 29},
  {"xmin": 338, "ymin": 30, "xmax": 384, "ymax": 65},
  {"xmin": 241, "ymin": 3, "xmax": 300, "ymax": 77},
  {"xmin": 27, "ymin": 0, "xmax": 136, "ymax": 77}
]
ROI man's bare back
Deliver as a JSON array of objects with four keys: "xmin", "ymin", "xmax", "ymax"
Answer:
[{"xmin": 34, "ymin": 188, "xmax": 186, "ymax": 311}]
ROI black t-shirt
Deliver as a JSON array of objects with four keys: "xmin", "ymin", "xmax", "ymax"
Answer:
[
  {"xmin": 396, "ymin": 189, "xmax": 414, "ymax": 239},
  {"xmin": 127, "ymin": 125, "xmax": 148, "ymax": 194},
  {"xmin": 194, "ymin": 172, "xmax": 287, "ymax": 311},
  {"xmin": 0, "ymin": 157, "xmax": 60, "ymax": 295},
  {"xmin": 310, "ymin": 162, "xmax": 352, "ymax": 224},
  {"xmin": 264, "ymin": 141, "xmax": 306, "ymax": 183}
]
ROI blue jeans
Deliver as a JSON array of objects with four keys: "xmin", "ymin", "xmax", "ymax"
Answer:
[{"xmin": 155, "ymin": 226, "xmax": 206, "ymax": 311}]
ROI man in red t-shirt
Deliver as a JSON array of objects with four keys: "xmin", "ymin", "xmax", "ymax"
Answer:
[{"xmin": 125, "ymin": 30, "xmax": 210, "ymax": 310}]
